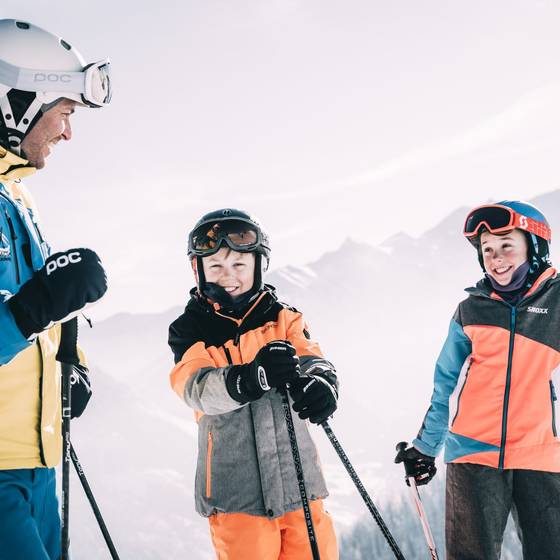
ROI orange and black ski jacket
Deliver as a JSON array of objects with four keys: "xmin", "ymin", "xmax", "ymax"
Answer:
[
  {"xmin": 414, "ymin": 268, "xmax": 560, "ymax": 471},
  {"xmin": 168, "ymin": 286, "xmax": 337, "ymax": 518}
]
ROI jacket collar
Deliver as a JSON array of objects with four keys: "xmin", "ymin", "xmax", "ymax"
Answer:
[
  {"xmin": 0, "ymin": 146, "xmax": 36, "ymax": 183},
  {"xmin": 466, "ymin": 267, "xmax": 558, "ymax": 301},
  {"xmin": 189, "ymin": 284, "xmax": 278, "ymax": 325}
]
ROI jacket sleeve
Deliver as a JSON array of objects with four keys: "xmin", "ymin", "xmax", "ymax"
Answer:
[
  {"xmin": 168, "ymin": 317, "xmax": 243, "ymax": 416},
  {"xmin": 412, "ymin": 308, "xmax": 472, "ymax": 457},
  {"xmin": 286, "ymin": 309, "xmax": 339, "ymax": 393},
  {"xmin": 0, "ymin": 298, "xmax": 31, "ymax": 365}
]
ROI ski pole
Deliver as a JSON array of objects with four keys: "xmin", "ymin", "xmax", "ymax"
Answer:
[
  {"xmin": 56, "ymin": 318, "xmax": 79, "ymax": 560},
  {"xmin": 321, "ymin": 421, "xmax": 406, "ymax": 560},
  {"xmin": 70, "ymin": 443, "xmax": 121, "ymax": 559},
  {"xmin": 280, "ymin": 389, "xmax": 321, "ymax": 560},
  {"xmin": 395, "ymin": 442, "xmax": 439, "ymax": 560}
]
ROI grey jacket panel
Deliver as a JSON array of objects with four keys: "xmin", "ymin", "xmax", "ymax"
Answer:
[
  {"xmin": 195, "ymin": 388, "xmax": 328, "ymax": 518},
  {"xmin": 184, "ymin": 366, "xmax": 244, "ymax": 415}
]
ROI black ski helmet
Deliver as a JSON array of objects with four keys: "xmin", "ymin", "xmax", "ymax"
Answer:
[{"xmin": 188, "ymin": 208, "xmax": 271, "ymax": 296}]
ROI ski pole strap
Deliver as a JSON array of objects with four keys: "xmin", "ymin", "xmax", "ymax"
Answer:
[
  {"xmin": 321, "ymin": 421, "xmax": 406, "ymax": 560},
  {"xmin": 280, "ymin": 390, "xmax": 321, "ymax": 560}
]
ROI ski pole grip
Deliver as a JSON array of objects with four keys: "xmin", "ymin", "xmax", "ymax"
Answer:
[
  {"xmin": 396, "ymin": 441, "xmax": 408, "ymax": 453},
  {"xmin": 56, "ymin": 318, "xmax": 80, "ymax": 365}
]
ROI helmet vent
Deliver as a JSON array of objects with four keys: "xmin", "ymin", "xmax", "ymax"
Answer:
[
  {"xmin": 15, "ymin": 21, "xmax": 30, "ymax": 30},
  {"xmin": 60, "ymin": 39, "xmax": 72, "ymax": 51}
]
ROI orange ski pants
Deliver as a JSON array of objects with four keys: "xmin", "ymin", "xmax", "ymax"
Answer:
[{"xmin": 208, "ymin": 499, "xmax": 338, "ymax": 560}]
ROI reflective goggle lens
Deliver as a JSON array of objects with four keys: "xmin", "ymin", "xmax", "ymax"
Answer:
[
  {"xmin": 192, "ymin": 222, "xmax": 259, "ymax": 253},
  {"xmin": 84, "ymin": 61, "xmax": 112, "ymax": 106},
  {"xmin": 464, "ymin": 206, "xmax": 513, "ymax": 236}
]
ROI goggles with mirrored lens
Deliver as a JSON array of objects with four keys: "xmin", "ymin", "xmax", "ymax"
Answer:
[
  {"xmin": 0, "ymin": 57, "xmax": 112, "ymax": 107},
  {"xmin": 464, "ymin": 204, "xmax": 551, "ymax": 241},
  {"xmin": 82, "ymin": 60, "xmax": 111, "ymax": 107},
  {"xmin": 189, "ymin": 220, "xmax": 262, "ymax": 256}
]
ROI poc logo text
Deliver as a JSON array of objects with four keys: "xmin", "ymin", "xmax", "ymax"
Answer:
[
  {"xmin": 46, "ymin": 252, "xmax": 82, "ymax": 275},
  {"xmin": 34, "ymin": 73, "xmax": 72, "ymax": 83}
]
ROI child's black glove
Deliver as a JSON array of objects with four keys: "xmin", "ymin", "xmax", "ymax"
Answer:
[
  {"xmin": 394, "ymin": 442, "xmax": 437, "ymax": 486},
  {"xmin": 289, "ymin": 373, "xmax": 338, "ymax": 424},
  {"xmin": 225, "ymin": 340, "xmax": 300, "ymax": 404}
]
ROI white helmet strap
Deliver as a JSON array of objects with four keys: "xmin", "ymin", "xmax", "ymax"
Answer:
[{"xmin": 0, "ymin": 92, "xmax": 43, "ymax": 154}]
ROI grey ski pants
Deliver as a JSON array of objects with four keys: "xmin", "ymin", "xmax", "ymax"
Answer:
[{"xmin": 445, "ymin": 463, "xmax": 560, "ymax": 560}]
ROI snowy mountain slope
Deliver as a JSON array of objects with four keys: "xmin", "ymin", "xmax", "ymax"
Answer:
[{"xmin": 73, "ymin": 190, "xmax": 559, "ymax": 558}]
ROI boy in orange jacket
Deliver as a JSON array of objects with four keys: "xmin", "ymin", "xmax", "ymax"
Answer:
[{"xmin": 168, "ymin": 209, "xmax": 339, "ymax": 559}]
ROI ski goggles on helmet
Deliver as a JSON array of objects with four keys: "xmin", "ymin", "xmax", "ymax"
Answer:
[
  {"xmin": 464, "ymin": 204, "xmax": 551, "ymax": 241},
  {"xmin": 189, "ymin": 219, "xmax": 262, "ymax": 257},
  {"xmin": 0, "ymin": 57, "xmax": 112, "ymax": 107}
]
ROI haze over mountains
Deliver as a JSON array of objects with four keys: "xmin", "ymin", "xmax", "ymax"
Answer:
[{"xmin": 70, "ymin": 191, "xmax": 559, "ymax": 559}]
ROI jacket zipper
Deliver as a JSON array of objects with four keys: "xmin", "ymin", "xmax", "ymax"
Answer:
[
  {"xmin": 223, "ymin": 346, "xmax": 233, "ymax": 365},
  {"xmin": 37, "ymin": 338, "xmax": 47, "ymax": 466},
  {"xmin": 551, "ymin": 381, "xmax": 558, "ymax": 438},
  {"xmin": 206, "ymin": 431, "xmax": 213, "ymax": 498},
  {"xmin": 451, "ymin": 358, "xmax": 473, "ymax": 426},
  {"xmin": 498, "ymin": 306, "xmax": 517, "ymax": 469},
  {"xmin": 4, "ymin": 207, "xmax": 20, "ymax": 284}
]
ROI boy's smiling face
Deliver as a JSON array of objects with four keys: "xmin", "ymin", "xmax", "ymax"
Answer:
[
  {"xmin": 201, "ymin": 247, "xmax": 255, "ymax": 298},
  {"xmin": 480, "ymin": 229, "xmax": 528, "ymax": 286}
]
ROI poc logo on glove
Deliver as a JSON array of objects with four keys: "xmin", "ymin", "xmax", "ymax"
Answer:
[{"xmin": 46, "ymin": 252, "xmax": 82, "ymax": 276}]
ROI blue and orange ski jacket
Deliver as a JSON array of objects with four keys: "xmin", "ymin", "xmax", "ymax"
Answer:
[{"xmin": 414, "ymin": 268, "xmax": 560, "ymax": 472}]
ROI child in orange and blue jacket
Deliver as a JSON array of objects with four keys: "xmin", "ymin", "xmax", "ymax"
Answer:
[
  {"xmin": 168, "ymin": 209, "xmax": 339, "ymax": 560},
  {"xmin": 396, "ymin": 201, "xmax": 560, "ymax": 560}
]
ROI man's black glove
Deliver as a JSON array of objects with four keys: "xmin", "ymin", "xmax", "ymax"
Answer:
[
  {"xmin": 289, "ymin": 373, "xmax": 338, "ymax": 424},
  {"xmin": 394, "ymin": 442, "xmax": 437, "ymax": 486},
  {"xmin": 225, "ymin": 340, "xmax": 300, "ymax": 403},
  {"xmin": 9, "ymin": 248, "xmax": 107, "ymax": 338},
  {"xmin": 70, "ymin": 364, "xmax": 92, "ymax": 419}
]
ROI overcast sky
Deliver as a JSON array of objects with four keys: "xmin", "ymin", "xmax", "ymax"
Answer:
[{"xmin": 2, "ymin": 1, "xmax": 560, "ymax": 317}]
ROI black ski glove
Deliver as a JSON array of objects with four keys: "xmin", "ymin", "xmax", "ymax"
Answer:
[
  {"xmin": 70, "ymin": 364, "xmax": 92, "ymax": 419},
  {"xmin": 9, "ymin": 249, "xmax": 107, "ymax": 338},
  {"xmin": 289, "ymin": 373, "xmax": 338, "ymax": 424},
  {"xmin": 225, "ymin": 340, "xmax": 300, "ymax": 403},
  {"xmin": 394, "ymin": 442, "xmax": 437, "ymax": 486}
]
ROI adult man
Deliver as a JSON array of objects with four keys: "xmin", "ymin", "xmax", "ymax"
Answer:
[{"xmin": 0, "ymin": 19, "xmax": 111, "ymax": 559}]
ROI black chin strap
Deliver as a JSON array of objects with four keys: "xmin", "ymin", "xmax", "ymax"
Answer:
[{"xmin": 202, "ymin": 283, "xmax": 260, "ymax": 316}]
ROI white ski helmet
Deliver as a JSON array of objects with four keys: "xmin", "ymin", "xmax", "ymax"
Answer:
[{"xmin": 0, "ymin": 19, "xmax": 111, "ymax": 154}]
